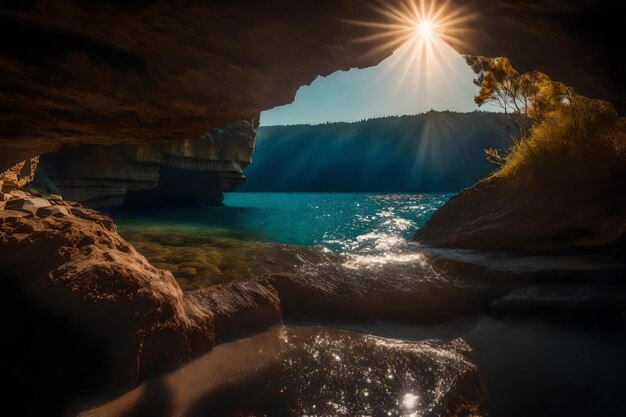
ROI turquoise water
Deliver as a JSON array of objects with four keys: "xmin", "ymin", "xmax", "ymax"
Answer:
[{"xmin": 115, "ymin": 192, "xmax": 452, "ymax": 254}]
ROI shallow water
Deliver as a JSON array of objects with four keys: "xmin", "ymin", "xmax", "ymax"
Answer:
[
  {"xmin": 113, "ymin": 192, "xmax": 451, "ymax": 288},
  {"xmin": 117, "ymin": 192, "xmax": 452, "ymax": 249}
]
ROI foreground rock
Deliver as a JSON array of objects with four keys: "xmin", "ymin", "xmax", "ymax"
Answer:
[
  {"xmin": 3, "ymin": 192, "xmax": 624, "ymax": 415},
  {"xmin": 487, "ymin": 284, "xmax": 626, "ymax": 324},
  {"xmin": 414, "ymin": 158, "xmax": 626, "ymax": 253},
  {"xmin": 263, "ymin": 260, "xmax": 501, "ymax": 324},
  {"xmin": 78, "ymin": 325, "xmax": 485, "ymax": 417},
  {"xmin": 0, "ymin": 193, "xmax": 218, "ymax": 416},
  {"xmin": 33, "ymin": 119, "xmax": 257, "ymax": 207}
]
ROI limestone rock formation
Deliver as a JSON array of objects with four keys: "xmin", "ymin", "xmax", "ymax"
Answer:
[
  {"xmin": 0, "ymin": 1, "xmax": 624, "ymax": 171},
  {"xmin": 413, "ymin": 157, "xmax": 626, "ymax": 253},
  {"xmin": 35, "ymin": 119, "xmax": 256, "ymax": 207}
]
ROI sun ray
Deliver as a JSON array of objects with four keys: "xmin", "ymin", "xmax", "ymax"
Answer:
[{"xmin": 349, "ymin": 0, "xmax": 475, "ymax": 70}]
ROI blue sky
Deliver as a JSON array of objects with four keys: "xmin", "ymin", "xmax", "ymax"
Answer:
[{"xmin": 260, "ymin": 40, "xmax": 485, "ymax": 126}]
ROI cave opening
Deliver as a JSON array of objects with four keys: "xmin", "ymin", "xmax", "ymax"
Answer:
[{"xmin": 1, "ymin": 1, "xmax": 625, "ymax": 416}]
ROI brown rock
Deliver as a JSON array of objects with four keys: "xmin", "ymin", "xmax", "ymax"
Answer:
[
  {"xmin": 0, "ymin": 207, "xmax": 215, "ymax": 389},
  {"xmin": 36, "ymin": 205, "xmax": 69, "ymax": 218},
  {"xmin": 186, "ymin": 281, "xmax": 282, "ymax": 343},
  {"xmin": 413, "ymin": 157, "xmax": 626, "ymax": 252},
  {"xmin": 0, "ymin": 157, "xmax": 38, "ymax": 194},
  {"xmin": 5, "ymin": 197, "xmax": 51, "ymax": 213},
  {"xmin": 70, "ymin": 207, "xmax": 116, "ymax": 231},
  {"xmin": 0, "ymin": 209, "xmax": 28, "ymax": 223},
  {"xmin": 8, "ymin": 190, "xmax": 31, "ymax": 199}
]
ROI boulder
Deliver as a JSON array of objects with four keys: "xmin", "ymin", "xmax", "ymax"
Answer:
[
  {"xmin": 0, "ymin": 204, "xmax": 216, "ymax": 404},
  {"xmin": 414, "ymin": 157, "xmax": 626, "ymax": 253},
  {"xmin": 261, "ymin": 259, "xmax": 501, "ymax": 324}
]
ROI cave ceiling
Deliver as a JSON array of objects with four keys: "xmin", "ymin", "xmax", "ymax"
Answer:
[{"xmin": 0, "ymin": 0, "xmax": 623, "ymax": 171}]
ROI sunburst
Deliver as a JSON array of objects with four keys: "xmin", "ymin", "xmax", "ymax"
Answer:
[{"xmin": 346, "ymin": 0, "xmax": 474, "ymax": 70}]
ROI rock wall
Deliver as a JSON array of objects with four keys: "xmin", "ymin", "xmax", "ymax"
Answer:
[{"xmin": 35, "ymin": 119, "xmax": 257, "ymax": 207}]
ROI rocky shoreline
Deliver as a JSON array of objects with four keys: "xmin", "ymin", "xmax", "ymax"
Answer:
[{"xmin": 3, "ymin": 187, "xmax": 626, "ymax": 415}]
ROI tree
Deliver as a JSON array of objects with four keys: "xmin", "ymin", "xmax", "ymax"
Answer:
[
  {"xmin": 465, "ymin": 55, "xmax": 622, "ymax": 174},
  {"xmin": 465, "ymin": 56, "xmax": 568, "ymax": 142}
]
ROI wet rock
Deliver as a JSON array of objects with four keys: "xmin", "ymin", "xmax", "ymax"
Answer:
[
  {"xmin": 263, "ymin": 260, "xmax": 499, "ymax": 325},
  {"xmin": 487, "ymin": 285, "xmax": 626, "ymax": 324},
  {"xmin": 5, "ymin": 197, "xmax": 51, "ymax": 213},
  {"xmin": 78, "ymin": 326, "xmax": 485, "ymax": 417},
  {"xmin": 186, "ymin": 281, "xmax": 282, "ymax": 343}
]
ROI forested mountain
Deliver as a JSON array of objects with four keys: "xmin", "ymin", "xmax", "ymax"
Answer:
[{"xmin": 242, "ymin": 111, "xmax": 511, "ymax": 192}]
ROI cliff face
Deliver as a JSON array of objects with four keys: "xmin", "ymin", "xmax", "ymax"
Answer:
[
  {"xmin": 35, "ymin": 119, "xmax": 257, "ymax": 207},
  {"xmin": 0, "ymin": 1, "xmax": 624, "ymax": 172}
]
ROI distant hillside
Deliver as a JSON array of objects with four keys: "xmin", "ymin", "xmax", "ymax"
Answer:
[{"xmin": 242, "ymin": 111, "xmax": 512, "ymax": 192}]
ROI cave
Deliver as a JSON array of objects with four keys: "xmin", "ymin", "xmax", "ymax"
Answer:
[{"xmin": 1, "ymin": 1, "xmax": 625, "ymax": 417}]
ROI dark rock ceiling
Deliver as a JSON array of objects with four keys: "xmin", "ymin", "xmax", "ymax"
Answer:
[{"xmin": 1, "ymin": 0, "xmax": 624, "ymax": 171}]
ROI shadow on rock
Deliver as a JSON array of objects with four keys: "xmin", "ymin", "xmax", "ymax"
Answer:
[{"xmin": 120, "ymin": 380, "xmax": 173, "ymax": 417}]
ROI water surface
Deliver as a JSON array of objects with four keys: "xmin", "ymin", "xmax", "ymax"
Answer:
[{"xmin": 113, "ymin": 192, "xmax": 451, "ymax": 288}]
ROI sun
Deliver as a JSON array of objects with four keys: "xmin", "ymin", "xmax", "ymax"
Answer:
[
  {"xmin": 346, "ymin": 0, "xmax": 474, "ymax": 57},
  {"xmin": 345, "ymin": 0, "xmax": 475, "ymax": 86},
  {"xmin": 415, "ymin": 20, "xmax": 435, "ymax": 40}
]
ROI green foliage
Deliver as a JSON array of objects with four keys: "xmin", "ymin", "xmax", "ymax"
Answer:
[{"xmin": 466, "ymin": 55, "xmax": 625, "ymax": 178}]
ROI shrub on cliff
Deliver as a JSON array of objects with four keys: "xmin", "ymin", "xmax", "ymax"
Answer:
[{"xmin": 467, "ymin": 56, "xmax": 625, "ymax": 178}]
